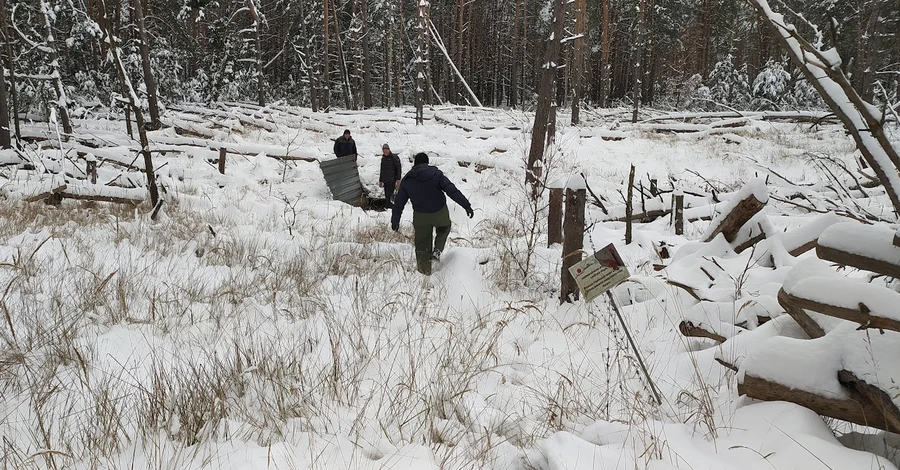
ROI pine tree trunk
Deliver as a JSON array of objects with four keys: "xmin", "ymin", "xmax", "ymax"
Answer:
[
  {"xmin": 331, "ymin": 0, "xmax": 353, "ymax": 109},
  {"xmin": 571, "ymin": 0, "xmax": 586, "ymax": 125},
  {"xmin": 359, "ymin": 0, "xmax": 372, "ymax": 108},
  {"xmin": 0, "ymin": 0, "xmax": 11, "ymax": 148},
  {"xmin": 600, "ymin": 0, "xmax": 611, "ymax": 107},
  {"xmin": 246, "ymin": 0, "xmax": 265, "ymax": 107},
  {"xmin": 323, "ymin": 0, "xmax": 331, "ymax": 109},
  {"xmin": 415, "ymin": 1, "xmax": 429, "ymax": 124},
  {"xmin": 631, "ymin": 0, "xmax": 645, "ymax": 123},
  {"xmin": 132, "ymin": 0, "xmax": 161, "ymax": 127}
]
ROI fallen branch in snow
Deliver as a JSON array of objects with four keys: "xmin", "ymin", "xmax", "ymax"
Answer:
[
  {"xmin": 777, "ymin": 288, "xmax": 826, "ymax": 338},
  {"xmin": 24, "ymin": 183, "xmax": 67, "ymax": 202},
  {"xmin": 739, "ymin": 373, "xmax": 900, "ymax": 433},
  {"xmin": 678, "ymin": 320, "xmax": 726, "ymax": 343},
  {"xmin": 779, "ymin": 285, "xmax": 900, "ymax": 334}
]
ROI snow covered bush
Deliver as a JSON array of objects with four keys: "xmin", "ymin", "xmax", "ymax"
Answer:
[
  {"xmin": 751, "ymin": 59, "xmax": 791, "ymax": 110},
  {"xmin": 706, "ymin": 54, "xmax": 751, "ymax": 109}
]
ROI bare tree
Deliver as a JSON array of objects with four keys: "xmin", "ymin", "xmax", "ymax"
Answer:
[
  {"xmin": 631, "ymin": 0, "xmax": 645, "ymax": 123},
  {"xmin": 415, "ymin": 0, "xmax": 430, "ymax": 124},
  {"xmin": 0, "ymin": 0, "xmax": 11, "ymax": 148},
  {"xmin": 247, "ymin": 0, "xmax": 265, "ymax": 107},
  {"xmin": 132, "ymin": 0, "xmax": 161, "ymax": 127}
]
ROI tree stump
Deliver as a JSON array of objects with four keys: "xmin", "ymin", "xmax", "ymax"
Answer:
[
  {"xmin": 560, "ymin": 188, "xmax": 586, "ymax": 304},
  {"xmin": 548, "ymin": 188, "xmax": 563, "ymax": 246}
]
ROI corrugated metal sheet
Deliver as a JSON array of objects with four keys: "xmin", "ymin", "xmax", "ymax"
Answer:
[{"xmin": 320, "ymin": 154, "xmax": 364, "ymax": 206}]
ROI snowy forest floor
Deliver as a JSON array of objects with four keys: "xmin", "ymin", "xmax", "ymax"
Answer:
[{"xmin": 0, "ymin": 104, "xmax": 897, "ymax": 469}]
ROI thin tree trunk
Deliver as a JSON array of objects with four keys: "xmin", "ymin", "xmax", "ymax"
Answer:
[
  {"xmin": 6, "ymin": 30, "xmax": 19, "ymax": 140},
  {"xmin": 247, "ymin": 0, "xmax": 265, "ymax": 107},
  {"xmin": 359, "ymin": 0, "xmax": 372, "ymax": 108},
  {"xmin": 331, "ymin": 0, "xmax": 353, "ymax": 109},
  {"xmin": 525, "ymin": 0, "xmax": 565, "ymax": 191},
  {"xmin": 386, "ymin": 17, "xmax": 394, "ymax": 109},
  {"xmin": 415, "ymin": 0, "xmax": 429, "ymax": 124},
  {"xmin": 132, "ymin": 0, "xmax": 160, "ymax": 127},
  {"xmin": 323, "ymin": 0, "xmax": 331, "ymax": 109},
  {"xmin": 34, "ymin": 0, "xmax": 72, "ymax": 134},
  {"xmin": 571, "ymin": 0, "xmax": 586, "ymax": 125},
  {"xmin": 98, "ymin": 0, "xmax": 158, "ymax": 208},
  {"xmin": 631, "ymin": 0, "xmax": 645, "ymax": 123},
  {"xmin": 0, "ymin": 0, "xmax": 10, "ymax": 148}
]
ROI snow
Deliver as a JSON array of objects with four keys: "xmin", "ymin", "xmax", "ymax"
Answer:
[
  {"xmin": 1, "ymin": 104, "xmax": 899, "ymax": 469},
  {"xmin": 700, "ymin": 177, "xmax": 769, "ymax": 242}
]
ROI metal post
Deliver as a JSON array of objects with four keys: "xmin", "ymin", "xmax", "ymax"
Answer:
[{"xmin": 606, "ymin": 291, "xmax": 662, "ymax": 405}]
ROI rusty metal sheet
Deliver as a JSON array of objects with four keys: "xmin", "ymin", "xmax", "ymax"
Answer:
[{"xmin": 319, "ymin": 154, "xmax": 364, "ymax": 206}]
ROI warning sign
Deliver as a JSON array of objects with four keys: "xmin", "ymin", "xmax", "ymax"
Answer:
[{"xmin": 568, "ymin": 243, "xmax": 630, "ymax": 302}]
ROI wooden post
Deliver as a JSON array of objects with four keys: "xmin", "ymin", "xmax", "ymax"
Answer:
[
  {"xmin": 218, "ymin": 148, "xmax": 226, "ymax": 174},
  {"xmin": 625, "ymin": 164, "xmax": 635, "ymax": 244},
  {"xmin": 548, "ymin": 187, "xmax": 563, "ymax": 246},
  {"xmin": 649, "ymin": 178, "xmax": 658, "ymax": 196},
  {"xmin": 674, "ymin": 192, "xmax": 684, "ymax": 235},
  {"xmin": 560, "ymin": 188, "xmax": 586, "ymax": 304},
  {"xmin": 86, "ymin": 160, "xmax": 97, "ymax": 184}
]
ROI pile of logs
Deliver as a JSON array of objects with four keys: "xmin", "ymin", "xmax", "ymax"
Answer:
[{"xmin": 667, "ymin": 180, "xmax": 900, "ymax": 433}]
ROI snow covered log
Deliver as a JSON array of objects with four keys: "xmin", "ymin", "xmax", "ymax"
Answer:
[
  {"xmin": 838, "ymin": 370, "xmax": 900, "ymax": 433},
  {"xmin": 678, "ymin": 320, "xmax": 726, "ymax": 343},
  {"xmin": 24, "ymin": 183, "xmax": 67, "ymax": 203},
  {"xmin": 59, "ymin": 185, "xmax": 146, "ymax": 205},
  {"xmin": 779, "ymin": 282, "xmax": 900, "ymax": 334},
  {"xmin": 739, "ymin": 373, "xmax": 900, "ymax": 433},
  {"xmin": 777, "ymin": 288, "xmax": 826, "ymax": 338},
  {"xmin": 817, "ymin": 222, "xmax": 900, "ymax": 280},
  {"xmin": 702, "ymin": 179, "xmax": 768, "ymax": 243}
]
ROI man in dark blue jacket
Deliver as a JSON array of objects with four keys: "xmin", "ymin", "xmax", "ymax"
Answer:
[
  {"xmin": 391, "ymin": 152, "xmax": 474, "ymax": 275},
  {"xmin": 333, "ymin": 129, "xmax": 357, "ymax": 157}
]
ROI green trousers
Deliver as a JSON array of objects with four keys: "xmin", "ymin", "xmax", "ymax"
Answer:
[{"xmin": 412, "ymin": 206, "xmax": 452, "ymax": 275}]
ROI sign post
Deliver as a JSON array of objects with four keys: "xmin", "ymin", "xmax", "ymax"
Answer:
[{"xmin": 568, "ymin": 243, "xmax": 662, "ymax": 405}]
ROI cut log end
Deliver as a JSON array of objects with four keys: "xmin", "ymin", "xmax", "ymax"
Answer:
[{"xmin": 678, "ymin": 320, "xmax": 726, "ymax": 343}]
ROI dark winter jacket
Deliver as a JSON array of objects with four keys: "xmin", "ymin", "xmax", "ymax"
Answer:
[
  {"xmin": 333, "ymin": 136, "xmax": 357, "ymax": 157},
  {"xmin": 379, "ymin": 153, "xmax": 402, "ymax": 183},
  {"xmin": 391, "ymin": 164, "xmax": 471, "ymax": 227}
]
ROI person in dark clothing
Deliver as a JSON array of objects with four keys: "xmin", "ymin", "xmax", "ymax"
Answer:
[
  {"xmin": 391, "ymin": 152, "xmax": 474, "ymax": 275},
  {"xmin": 379, "ymin": 143, "xmax": 402, "ymax": 207},
  {"xmin": 333, "ymin": 129, "xmax": 357, "ymax": 157}
]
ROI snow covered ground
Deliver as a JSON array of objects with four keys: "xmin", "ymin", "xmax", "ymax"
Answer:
[{"xmin": 0, "ymin": 104, "xmax": 896, "ymax": 469}]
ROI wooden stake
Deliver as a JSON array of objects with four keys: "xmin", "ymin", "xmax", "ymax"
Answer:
[
  {"xmin": 87, "ymin": 160, "xmax": 97, "ymax": 184},
  {"xmin": 560, "ymin": 188, "xmax": 585, "ymax": 304},
  {"xmin": 674, "ymin": 193, "xmax": 684, "ymax": 235},
  {"xmin": 218, "ymin": 148, "xmax": 226, "ymax": 174},
  {"xmin": 625, "ymin": 164, "xmax": 635, "ymax": 244},
  {"xmin": 548, "ymin": 187, "xmax": 563, "ymax": 246}
]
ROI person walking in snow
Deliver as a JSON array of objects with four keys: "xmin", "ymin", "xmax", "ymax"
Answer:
[
  {"xmin": 333, "ymin": 129, "xmax": 357, "ymax": 158},
  {"xmin": 379, "ymin": 143, "xmax": 402, "ymax": 207},
  {"xmin": 391, "ymin": 152, "xmax": 473, "ymax": 275}
]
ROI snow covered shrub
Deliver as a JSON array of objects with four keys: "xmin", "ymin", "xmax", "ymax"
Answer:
[
  {"xmin": 706, "ymin": 54, "xmax": 751, "ymax": 109},
  {"xmin": 752, "ymin": 59, "xmax": 791, "ymax": 110}
]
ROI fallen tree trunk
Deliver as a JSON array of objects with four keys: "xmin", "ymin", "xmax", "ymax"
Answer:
[
  {"xmin": 739, "ymin": 373, "xmax": 900, "ymax": 433},
  {"xmin": 777, "ymin": 288, "xmax": 826, "ymax": 338},
  {"xmin": 779, "ymin": 286, "xmax": 900, "ymax": 334},
  {"xmin": 24, "ymin": 183, "xmax": 67, "ymax": 202},
  {"xmin": 817, "ymin": 222, "xmax": 900, "ymax": 279},
  {"xmin": 678, "ymin": 320, "xmax": 726, "ymax": 343},
  {"xmin": 703, "ymin": 182, "xmax": 768, "ymax": 243}
]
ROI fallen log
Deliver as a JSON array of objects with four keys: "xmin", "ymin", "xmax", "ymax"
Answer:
[
  {"xmin": 25, "ymin": 183, "xmax": 67, "ymax": 203},
  {"xmin": 779, "ymin": 284, "xmax": 900, "ymax": 334},
  {"xmin": 739, "ymin": 373, "xmax": 900, "ymax": 433},
  {"xmin": 703, "ymin": 179, "xmax": 768, "ymax": 243},
  {"xmin": 777, "ymin": 288, "xmax": 826, "ymax": 338},
  {"xmin": 817, "ymin": 222, "xmax": 900, "ymax": 279},
  {"xmin": 838, "ymin": 369, "xmax": 900, "ymax": 433},
  {"xmin": 678, "ymin": 320, "xmax": 726, "ymax": 343}
]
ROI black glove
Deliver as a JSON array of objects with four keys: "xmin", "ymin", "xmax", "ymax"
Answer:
[
  {"xmin": 466, "ymin": 207, "xmax": 474, "ymax": 218},
  {"xmin": 391, "ymin": 223, "xmax": 399, "ymax": 232}
]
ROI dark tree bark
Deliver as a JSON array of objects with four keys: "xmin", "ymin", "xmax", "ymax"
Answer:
[
  {"xmin": 132, "ymin": 0, "xmax": 161, "ymax": 127},
  {"xmin": 415, "ymin": 0, "xmax": 429, "ymax": 124},
  {"xmin": 525, "ymin": 0, "xmax": 565, "ymax": 190},
  {"xmin": 246, "ymin": 0, "xmax": 265, "ymax": 107},
  {"xmin": 571, "ymin": 0, "xmax": 586, "ymax": 125}
]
